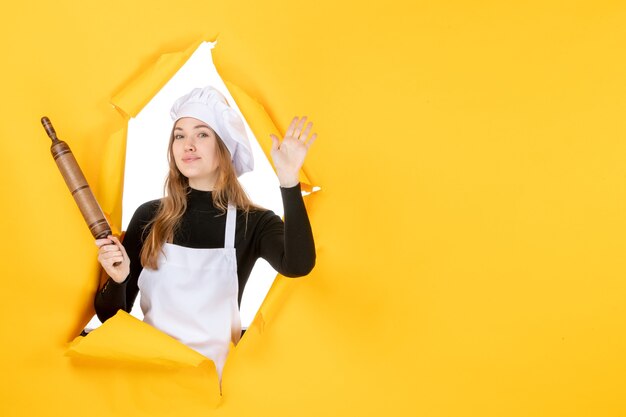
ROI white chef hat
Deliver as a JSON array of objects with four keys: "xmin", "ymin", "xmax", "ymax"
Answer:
[{"xmin": 170, "ymin": 86, "xmax": 254, "ymax": 176}]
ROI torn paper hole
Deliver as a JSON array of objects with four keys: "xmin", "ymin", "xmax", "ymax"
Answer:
[{"xmin": 85, "ymin": 41, "xmax": 283, "ymax": 332}]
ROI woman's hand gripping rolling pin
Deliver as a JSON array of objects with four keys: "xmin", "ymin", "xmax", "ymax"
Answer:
[{"xmin": 95, "ymin": 236, "xmax": 130, "ymax": 283}]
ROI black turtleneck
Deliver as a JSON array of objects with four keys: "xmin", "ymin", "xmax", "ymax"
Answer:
[{"xmin": 94, "ymin": 183, "xmax": 315, "ymax": 323}]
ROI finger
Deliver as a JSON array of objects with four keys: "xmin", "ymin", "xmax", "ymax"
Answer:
[
  {"xmin": 104, "ymin": 255, "xmax": 124, "ymax": 267},
  {"xmin": 101, "ymin": 254, "xmax": 124, "ymax": 268},
  {"xmin": 95, "ymin": 238, "xmax": 113, "ymax": 247},
  {"xmin": 99, "ymin": 244, "xmax": 119, "ymax": 253},
  {"xmin": 109, "ymin": 237, "xmax": 129, "ymax": 260},
  {"xmin": 102, "ymin": 236, "xmax": 128, "ymax": 259},
  {"xmin": 100, "ymin": 252, "xmax": 123, "ymax": 262},
  {"xmin": 108, "ymin": 235, "xmax": 121, "ymax": 245},
  {"xmin": 293, "ymin": 116, "xmax": 308, "ymax": 138},
  {"xmin": 285, "ymin": 117, "xmax": 299, "ymax": 138},
  {"xmin": 300, "ymin": 122, "xmax": 313, "ymax": 141},
  {"xmin": 108, "ymin": 235, "xmax": 125, "ymax": 251},
  {"xmin": 270, "ymin": 134, "xmax": 280, "ymax": 150},
  {"xmin": 306, "ymin": 132, "xmax": 318, "ymax": 149}
]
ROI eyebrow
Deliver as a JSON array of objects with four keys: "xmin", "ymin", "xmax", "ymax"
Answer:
[{"xmin": 174, "ymin": 125, "xmax": 211, "ymax": 130}]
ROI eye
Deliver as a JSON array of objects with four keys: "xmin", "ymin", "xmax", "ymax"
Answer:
[
  {"xmin": 198, "ymin": 132, "xmax": 209, "ymax": 138},
  {"xmin": 174, "ymin": 134, "xmax": 184, "ymax": 140}
]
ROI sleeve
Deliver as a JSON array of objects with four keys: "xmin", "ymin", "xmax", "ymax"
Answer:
[
  {"xmin": 256, "ymin": 183, "xmax": 316, "ymax": 277},
  {"xmin": 93, "ymin": 201, "xmax": 158, "ymax": 322}
]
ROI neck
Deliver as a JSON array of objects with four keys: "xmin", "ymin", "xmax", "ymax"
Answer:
[{"xmin": 188, "ymin": 179, "xmax": 216, "ymax": 191}]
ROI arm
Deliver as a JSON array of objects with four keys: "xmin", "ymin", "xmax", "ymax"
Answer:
[
  {"xmin": 257, "ymin": 183, "xmax": 316, "ymax": 277},
  {"xmin": 259, "ymin": 116, "xmax": 318, "ymax": 276},
  {"xmin": 93, "ymin": 201, "xmax": 157, "ymax": 322}
]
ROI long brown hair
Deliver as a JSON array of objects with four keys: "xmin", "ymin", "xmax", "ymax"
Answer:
[{"xmin": 140, "ymin": 126, "xmax": 257, "ymax": 270}]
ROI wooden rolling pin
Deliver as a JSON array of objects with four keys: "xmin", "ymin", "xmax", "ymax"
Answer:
[{"xmin": 41, "ymin": 117, "xmax": 120, "ymax": 265}]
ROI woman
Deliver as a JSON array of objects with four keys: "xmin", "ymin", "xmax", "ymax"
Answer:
[{"xmin": 94, "ymin": 86, "xmax": 316, "ymax": 377}]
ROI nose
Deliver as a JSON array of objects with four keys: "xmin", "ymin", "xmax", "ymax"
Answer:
[{"xmin": 184, "ymin": 137, "xmax": 196, "ymax": 151}]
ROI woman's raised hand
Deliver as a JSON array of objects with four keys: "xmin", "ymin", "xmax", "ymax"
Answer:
[
  {"xmin": 95, "ymin": 235, "xmax": 130, "ymax": 283},
  {"xmin": 270, "ymin": 116, "xmax": 317, "ymax": 188}
]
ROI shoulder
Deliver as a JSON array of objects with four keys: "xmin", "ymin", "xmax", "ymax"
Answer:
[
  {"xmin": 243, "ymin": 207, "xmax": 280, "ymax": 221},
  {"xmin": 235, "ymin": 206, "xmax": 281, "ymax": 226},
  {"xmin": 130, "ymin": 199, "xmax": 162, "ymax": 224},
  {"xmin": 236, "ymin": 207, "xmax": 283, "ymax": 236}
]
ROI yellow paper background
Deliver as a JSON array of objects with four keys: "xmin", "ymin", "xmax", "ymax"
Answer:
[{"xmin": 1, "ymin": 1, "xmax": 626, "ymax": 416}]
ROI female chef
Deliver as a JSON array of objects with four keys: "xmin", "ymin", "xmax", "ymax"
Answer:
[{"xmin": 93, "ymin": 86, "xmax": 317, "ymax": 378}]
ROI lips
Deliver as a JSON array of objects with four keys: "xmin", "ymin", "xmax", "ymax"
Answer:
[{"xmin": 182, "ymin": 156, "xmax": 200, "ymax": 163}]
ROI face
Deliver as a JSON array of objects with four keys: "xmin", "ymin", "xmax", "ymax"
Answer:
[{"xmin": 171, "ymin": 117, "xmax": 220, "ymax": 191}]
